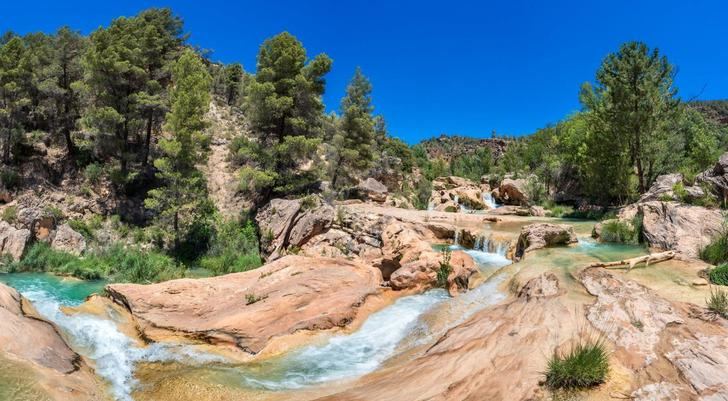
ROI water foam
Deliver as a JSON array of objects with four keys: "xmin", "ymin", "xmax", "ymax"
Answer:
[
  {"xmin": 482, "ymin": 192, "xmax": 499, "ymax": 209},
  {"xmin": 243, "ymin": 289, "xmax": 451, "ymax": 390},
  {"xmin": 20, "ymin": 286, "xmax": 224, "ymax": 401}
]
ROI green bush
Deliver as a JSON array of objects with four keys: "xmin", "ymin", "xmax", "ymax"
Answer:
[
  {"xmin": 68, "ymin": 219, "xmax": 95, "ymax": 240},
  {"xmin": 437, "ymin": 249, "xmax": 452, "ymax": 288},
  {"xmin": 10, "ymin": 242, "xmax": 183, "ymax": 283},
  {"xmin": 0, "ymin": 168, "xmax": 20, "ymax": 189},
  {"xmin": 545, "ymin": 337, "xmax": 609, "ymax": 390},
  {"xmin": 599, "ymin": 218, "xmax": 640, "ymax": 244},
  {"xmin": 701, "ymin": 229, "xmax": 728, "ymax": 265},
  {"xmin": 708, "ymin": 264, "xmax": 728, "ymax": 286},
  {"xmin": 84, "ymin": 163, "xmax": 103, "ymax": 184},
  {"xmin": 1, "ymin": 205, "xmax": 17, "ymax": 224},
  {"xmin": 43, "ymin": 206, "xmax": 65, "ymax": 221},
  {"xmin": 198, "ymin": 220, "xmax": 262, "ymax": 275},
  {"xmin": 707, "ymin": 288, "xmax": 728, "ymax": 318},
  {"xmin": 672, "ymin": 182, "xmax": 688, "ymax": 202}
]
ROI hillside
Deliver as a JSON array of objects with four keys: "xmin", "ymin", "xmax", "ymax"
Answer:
[
  {"xmin": 417, "ymin": 134, "xmax": 510, "ymax": 161},
  {"xmin": 690, "ymin": 99, "xmax": 728, "ymax": 125}
]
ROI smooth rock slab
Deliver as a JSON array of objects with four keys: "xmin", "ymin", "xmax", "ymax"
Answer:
[{"xmin": 106, "ymin": 255, "xmax": 382, "ymax": 354}]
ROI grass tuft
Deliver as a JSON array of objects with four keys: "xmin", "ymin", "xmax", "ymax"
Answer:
[
  {"xmin": 707, "ymin": 287, "xmax": 728, "ymax": 318},
  {"xmin": 545, "ymin": 336, "xmax": 609, "ymax": 390}
]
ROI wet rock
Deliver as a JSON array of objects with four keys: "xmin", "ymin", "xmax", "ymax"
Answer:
[
  {"xmin": 429, "ymin": 176, "xmax": 485, "ymax": 212},
  {"xmin": 517, "ymin": 273, "xmax": 561, "ymax": 300},
  {"xmin": 0, "ymin": 283, "xmax": 103, "ymax": 400},
  {"xmin": 106, "ymin": 255, "xmax": 382, "ymax": 355},
  {"xmin": 514, "ymin": 223, "xmax": 577, "ymax": 260},
  {"xmin": 357, "ymin": 177, "xmax": 389, "ymax": 203},
  {"xmin": 0, "ymin": 220, "xmax": 30, "ymax": 260},
  {"xmin": 51, "ymin": 223, "xmax": 86, "ymax": 256}
]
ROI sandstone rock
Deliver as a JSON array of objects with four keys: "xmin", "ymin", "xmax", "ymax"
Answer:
[
  {"xmin": 0, "ymin": 221, "xmax": 30, "ymax": 260},
  {"xmin": 0, "ymin": 283, "xmax": 103, "ymax": 400},
  {"xmin": 429, "ymin": 176, "xmax": 485, "ymax": 212},
  {"xmin": 639, "ymin": 173, "xmax": 684, "ymax": 202},
  {"xmin": 498, "ymin": 178, "xmax": 529, "ymax": 206},
  {"xmin": 528, "ymin": 205, "xmax": 546, "ymax": 217},
  {"xmin": 357, "ymin": 178, "xmax": 388, "ymax": 203},
  {"xmin": 697, "ymin": 151, "xmax": 728, "ymax": 202},
  {"xmin": 514, "ymin": 223, "xmax": 577, "ymax": 260},
  {"xmin": 51, "ymin": 223, "xmax": 86, "ymax": 256},
  {"xmin": 517, "ymin": 273, "xmax": 561, "ymax": 300},
  {"xmin": 106, "ymin": 255, "xmax": 382, "ymax": 354},
  {"xmin": 639, "ymin": 201, "xmax": 723, "ymax": 258},
  {"xmin": 487, "ymin": 205, "xmax": 530, "ymax": 216},
  {"xmin": 256, "ymin": 197, "xmax": 334, "ymax": 261}
]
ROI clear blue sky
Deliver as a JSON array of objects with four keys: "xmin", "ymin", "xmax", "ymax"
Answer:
[{"xmin": 4, "ymin": 0, "xmax": 727, "ymax": 143}]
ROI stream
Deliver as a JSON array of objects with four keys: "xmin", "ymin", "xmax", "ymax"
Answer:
[{"xmin": 0, "ymin": 222, "xmax": 648, "ymax": 401}]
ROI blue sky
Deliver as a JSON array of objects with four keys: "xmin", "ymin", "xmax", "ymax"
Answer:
[{"xmin": 4, "ymin": 0, "xmax": 727, "ymax": 143}]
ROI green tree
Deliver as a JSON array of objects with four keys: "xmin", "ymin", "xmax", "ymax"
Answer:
[
  {"xmin": 240, "ymin": 32, "xmax": 332, "ymax": 204},
  {"xmin": 0, "ymin": 37, "xmax": 31, "ymax": 163},
  {"xmin": 223, "ymin": 63, "xmax": 244, "ymax": 105},
  {"xmin": 145, "ymin": 49, "xmax": 211, "ymax": 250},
  {"xmin": 581, "ymin": 42, "xmax": 681, "ymax": 196},
  {"xmin": 330, "ymin": 67, "xmax": 375, "ymax": 188}
]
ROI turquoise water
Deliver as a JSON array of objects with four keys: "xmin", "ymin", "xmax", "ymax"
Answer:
[{"xmin": 0, "ymin": 272, "xmax": 106, "ymax": 305}]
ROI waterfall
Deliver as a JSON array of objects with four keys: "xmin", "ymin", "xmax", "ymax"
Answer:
[
  {"xmin": 16, "ymin": 281, "xmax": 224, "ymax": 401},
  {"xmin": 483, "ymin": 192, "xmax": 499, "ymax": 209},
  {"xmin": 453, "ymin": 229, "xmax": 461, "ymax": 246}
]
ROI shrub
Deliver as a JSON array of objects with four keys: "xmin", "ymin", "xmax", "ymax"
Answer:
[
  {"xmin": 672, "ymin": 182, "xmax": 688, "ymax": 202},
  {"xmin": 43, "ymin": 206, "xmax": 64, "ymax": 221},
  {"xmin": 198, "ymin": 220, "xmax": 262, "ymax": 275},
  {"xmin": 701, "ymin": 228, "xmax": 728, "ymax": 265},
  {"xmin": 1, "ymin": 205, "xmax": 17, "ymax": 224},
  {"xmin": 707, "ymin": 288, "xmax": 728, "ymax": 318},
  {"xmin": 437, "ymin": 249, "xmax": 452, "ymax": 288},
  {"xmin": 545, "ymin": 336, "xmax": 609, "ymax": 390},
  {"xmin": 708, "ymin": 264, "xmax": 728, "ymax": 286},
  {"xmin": 599, "ymin": 218, "xmax": 640, "ymax": 244},
  {"xmin": 0, "ymin": 168, "xmax": 20, "ymax": 189},
  {"xmin": 84, "ymin": 163, "xmax": 103, "ymax": 184},
  {"xmin": 68, "ymin": 219, "xmax": 95, "ymax": 240}
]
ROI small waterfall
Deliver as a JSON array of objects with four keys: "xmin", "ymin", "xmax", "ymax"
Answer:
[
  {"xmin": 453, "ymin": 229, "xmax": 461, "ymax": 246},
  {"xmin": 18, "ymin": 283, "xmax": 224, "ymax": 401},
  {"xmin": 483, "ymin": 192, "xmax": 499, "ymax": 209}
]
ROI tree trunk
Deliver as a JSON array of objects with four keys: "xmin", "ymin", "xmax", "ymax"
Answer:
[{"xmin": 143, "ymin": 113, "xmax": 153, "ymax": 166}]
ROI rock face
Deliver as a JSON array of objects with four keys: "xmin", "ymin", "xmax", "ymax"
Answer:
[
  {"xmin": 51, "ymin": 223, "xmax": 86, "ymax": 255},
  {"xmin": 429, "ymin": 176, "xmax": 486, "ymax": 212},
  {"xmin": 513, "ymin": 223, "xmax": 577, "ymax": 260},
  {"xmin": 639, "ymin": 201, "xmax": 722, "ymax": 258},
  {"xmin": 639, "ymin": 173, "xmax": 709, "ymax": 203},
  {"xmin": 357, "ymin": 178, "xmax": 388, "ymax": 203},
  {"xmin": 106, "ymin": 255, "xmax": 382, "ymax": 355},
  {"xmin": 498, "ymin": 177, "xmax": 529, "ymax": 206},
  {"xmin": 256, "ymin": 196, "xmax": 334, "ymax": 261},
  {"xmin": 0, "ymin": 283, "xmax": 103, "ymax": 400},
  {"xmin": 697, "ymin": 151, "xmax": 728, "ymax": 202},
  {"xmin": 0, "ymin": 220, "xmax": 30, "ymax": 260}
]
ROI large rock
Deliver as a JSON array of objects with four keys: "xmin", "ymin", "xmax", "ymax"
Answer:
[
  {"xmin": 498, "ymin": 178, "xmax": 529, "ymax": 206},
  {"xmin": 357, "ymin": 178, "xmax": 389, "ymax": 203},
  {"xmin": 640, "ymin": 173, "xmax": 709, "ymax": 203},
  {"xmin": 429, "ymin": 176, "xmax": 486, "ymax": 212},
  {"xmin": 639, "ymin": 201, "xmax": 723, "ymax": 258},
  {"xmin": 51, "ymin": 223, "xmax": 86, "ymax": 256},
  {"xmin": 0, "ymin": 283, "xmax": 104, "ymax": 400},
  {"xmin": 256, "ymin": 196, "xmax": 334, "ymax": 261},
  {"xmin": 0, "ymin": 220, "xmax": 30, "ymax": 260},
  {"xmin": 697, "ymin": 151, "xmax": 728, "ymax": 203},
  {"xmin": 513, "ymin": 223, "xmax": 577, "ymax": 260},
  {"xmin": 106, "ymin": 255, "xmax": 382, "ymax": 355}
]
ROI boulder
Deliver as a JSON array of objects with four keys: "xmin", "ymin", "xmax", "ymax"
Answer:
[
  {"xmin": 51, "ymin": 223, "xmax": 86, "ymax": 256},
  {"xmin": 256, "ymin": 196, "xmax": 334, "ymax": 261},
  {"xmin": 639, "ymin": 201, "xmax": 723, "ymax": 258},
  {"xmin": 0, "ymin": 221, "xmax": 30, "ymax": 260},
  {"xmin": 498, "ymin": 178, "xmax": 529, "ymax": 206},
  {"xmin": 106, "ymin": 255, "xmax": 382, "ymax": 355},
  {"xmin": 528, "ymin": 205, "xmax": 547, "ymax": 217},
  {"xmin": 513, "ymin": 223, "xmax": 577, "ymax": 260},
  {"xmin": 429, "ymin": 176, "xmax": 485, "ymax": 212},
  {"xmin": 0, "ymin": 283, "xmax": 103, "ymax": 400},
  {"xmin": 697, "ymin": 151, "xmax": 728, "ymax": 202},
  {"xmin": 357, "ymin": 178, "xmax": 389, "ymax": 203},
  {"xmin": 639, "ymin": 173, "xmax": 683, "ymax": 202}
]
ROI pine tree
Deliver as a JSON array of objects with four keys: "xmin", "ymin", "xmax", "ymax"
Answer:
[
  {"xmin": 144, "ymin": 49, "xmax": 211, "ymax": 250},
  {"xmin": 330, "ymin": 67, "xmax": 376, "ymax": 188},
  {"xmin": 239, "ymin": 32, "xmax": 331, "ymax": 204},
  {"xmin": 223, "ymin": 63, "xmax": 243, "ymax": 105},
  {"xmin": 581, "ymin": 41, "xmax": 681, "ymax": 197},
  {"xmin": 0, "ymin": 37, "xmax": 31, "ymax": 163}
]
